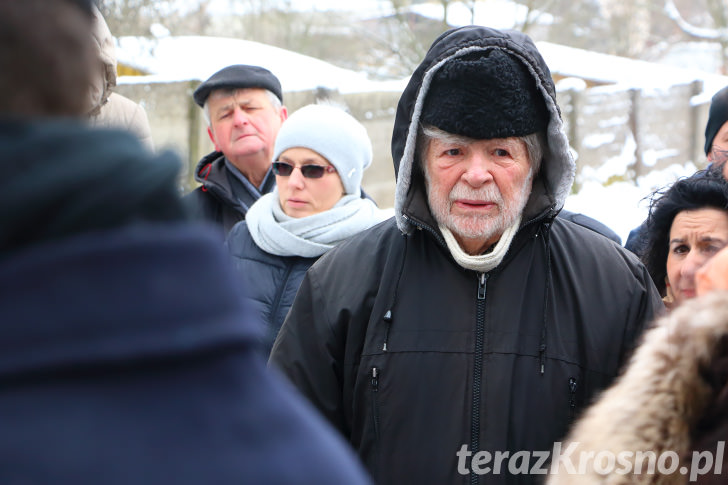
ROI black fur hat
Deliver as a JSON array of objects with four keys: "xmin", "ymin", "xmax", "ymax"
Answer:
[{"xmin": 421, "ymin": 50, "xmax": 548, "ymax": 139}]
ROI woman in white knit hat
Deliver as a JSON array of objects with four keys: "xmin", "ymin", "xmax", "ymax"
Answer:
[{"xmin": 226, "ymin": 103, "xmax": 389, "ymax": 355}]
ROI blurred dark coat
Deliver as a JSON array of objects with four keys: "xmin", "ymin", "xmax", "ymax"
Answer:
[{"xmin": 0, "ymin": 119, "xmax": 372, "ymax": 485}]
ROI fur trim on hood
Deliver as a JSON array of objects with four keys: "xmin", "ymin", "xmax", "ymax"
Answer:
[
  {"xmin": 548, "ymin": 291, "xmax": 728, "ymax": 485},
  {"xmin": 391, "ymin": 26, "xmax": 575, "ymax": 236}
]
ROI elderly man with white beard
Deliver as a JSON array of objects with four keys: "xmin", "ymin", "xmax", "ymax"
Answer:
[{"xmin": 270, "ymin": 26, "xmax": 664, "ymax": 485}]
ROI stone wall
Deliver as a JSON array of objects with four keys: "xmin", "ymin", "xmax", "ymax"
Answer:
[{"xmin": 116, "ymin": 78, "xmax": 711, "ymax": 208}]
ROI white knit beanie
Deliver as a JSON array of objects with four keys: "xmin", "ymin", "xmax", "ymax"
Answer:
[{"xmin": 273, "ymin": 104, "xmax": 373, "ymax": 195}]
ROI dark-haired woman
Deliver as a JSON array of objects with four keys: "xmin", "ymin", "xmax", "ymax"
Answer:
[{"xmin": 642, "ymin": 169, "xmax": 728, "ymax": 309}]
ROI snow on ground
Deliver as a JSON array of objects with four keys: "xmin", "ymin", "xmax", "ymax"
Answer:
[
  {"xmin": 564, "ymin": 163, "xmax": 699, "ymax": 244},
  {"xmin": 564, "ymin": 110, "xmax": 701, "ymax": 244}
]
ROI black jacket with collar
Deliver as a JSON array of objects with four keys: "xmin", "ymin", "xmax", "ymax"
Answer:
[
  {"xmin": 270, "ymin": 26, "xmax": 664, "ymax": 485},
  {"xmin": 184, "ymin": 151, "xmax": 275, "ymax": 234}
]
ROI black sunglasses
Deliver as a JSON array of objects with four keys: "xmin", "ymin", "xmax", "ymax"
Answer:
[{"xmin": 272, "ymin": 161, "xmax": 336, "ymax": 179}]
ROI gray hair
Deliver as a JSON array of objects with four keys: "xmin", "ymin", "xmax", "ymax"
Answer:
[
  {"xmin": 417, "ymin": 124, "xmax": 545, "ymax": 175},
  {"xmin": 202, "ymin": 88, "xmax": 282, "ymax": 126}
]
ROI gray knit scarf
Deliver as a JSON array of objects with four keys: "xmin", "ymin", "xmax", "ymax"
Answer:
[{"xmin": 245, "ymin": 188, "xmax": 389, "ymax": 257}]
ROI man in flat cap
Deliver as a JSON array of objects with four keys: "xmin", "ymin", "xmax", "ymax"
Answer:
[
  {"xmin": 270, "ymin": 26, "xmax": 663, "ymax": 483},
  {"xmin": 185, "ymin": 65, "xmax": 288, "ymax": 233}
]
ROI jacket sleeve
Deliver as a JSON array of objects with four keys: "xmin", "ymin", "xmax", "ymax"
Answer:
[
  {"xmin": 269, "ymin": 267, "xmax": 348, "ymax": 434},
  {"xmin": 128, "ymin": 103, "xmax": 154, "ymax": 151}
]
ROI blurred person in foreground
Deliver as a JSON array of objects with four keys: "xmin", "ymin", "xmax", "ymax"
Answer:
[
  {"xmin": 226, "ymin": 104, "xmax": 389, "ymax": 355},
  {"xmin": 270, "ymin": 25, "xmax": 663, "ymax": 484},
  {"xmin": 640, "ymin": 169, "xmax": 728, "ymax": 310},
  {"xmin": 0, "ymin": 1, "xmax": 372, "ymax": 484},
  {"xmin": 184, "ymin": 64, "xmax": 288, "ymax": 233}
]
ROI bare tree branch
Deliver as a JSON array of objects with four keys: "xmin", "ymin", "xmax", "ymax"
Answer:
[
  {"xmin": 664, "ymin": 0, "xmax": 723, "ymax": 39},
  {"xmin": 664, "ymin": 0, "xmax": 728, "ymax": 73}
]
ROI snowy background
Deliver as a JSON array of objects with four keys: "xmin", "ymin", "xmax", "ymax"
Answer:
[{"xmin": 116, "ymin": 1, "xmax": 728, "ymax": 244}]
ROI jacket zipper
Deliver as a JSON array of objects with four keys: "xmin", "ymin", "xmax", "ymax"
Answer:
[
  {"xmin": 471, "ymin": 273, "xmax": 487, "ymax": 485},
  {"xmin": 401, "ymin": 214, "xmax": 446, "ymax": 247},
  {"xmin": 568, "ymin": 377, "xmax": 578, "ymax": 420},
  {"xmin": 371, "ymin": 367, "xmax": 380, "ymax": 440}
]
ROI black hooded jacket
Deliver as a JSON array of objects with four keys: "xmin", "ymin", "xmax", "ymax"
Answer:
[{"xmin": 270, "ymin": 27, "xmax": 663, "ymax": 485}]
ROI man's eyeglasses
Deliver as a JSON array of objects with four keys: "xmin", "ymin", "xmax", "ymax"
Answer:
[{"xmin": 272, "ymin": 161, "xmax": 336, "ymax": 179}]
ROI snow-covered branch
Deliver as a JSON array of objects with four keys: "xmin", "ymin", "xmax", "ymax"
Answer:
[{"xmin": 664, "ymin": 0, "xmax": 723, "ymax": 40}]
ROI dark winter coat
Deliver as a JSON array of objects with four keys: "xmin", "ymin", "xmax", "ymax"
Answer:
[
  {"xmin": 184, "ymin": 151, "xmax": 275, "ymax": 233},
  {"xmin": 548, "ymin": 291, "xmax": 728, "ymax": 485},
  {"xmin": 270, "ymin": 26, "xmax": 664, "ymax": 485},
  {"xmin": 0, "ymin": 120, "xmax": 372, "ymax": 485},
  {"xmin": 226, "ymin": 221, "xmax": 318, "ymax": 354},
  {"xmin": 558, "ymin": 209, "xmax": 621, "ymax": 244}
]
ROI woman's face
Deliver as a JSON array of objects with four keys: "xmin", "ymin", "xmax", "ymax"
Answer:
[
  {"xmin": 666, "ymin": 207, "xmax": 728, "ymax": 304},
  {"xmin": 275, "ymin": 147, "xmax": 345, "ymax": 218}
]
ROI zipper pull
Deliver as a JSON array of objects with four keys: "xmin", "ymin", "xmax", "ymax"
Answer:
[
  {"xmin": 569, "ymin": 377, "xmax": 577, "ymax": 418},
  {"xmin": 477, "ymin": 273, "xmax": 487, "ymax": 300},
  {"xmin": 382, "ymin": 310, "xmax": 392, "ymax": 351},
  {"xmin": 371, "ymin": 367, "xmax": 381, "ymax": 438}
]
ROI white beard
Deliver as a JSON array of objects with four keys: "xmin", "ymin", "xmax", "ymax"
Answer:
[{"xmin": 426, "ymin": 170, "xmax": 533, "ymax": 245}]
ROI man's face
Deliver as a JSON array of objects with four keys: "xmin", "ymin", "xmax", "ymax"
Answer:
[
  {"xmin": 206, "ymin": 88, "xmax": 286, "ymax": 163},
  {"xmin": 424, "ymin": 129, "xmax": 533, "ymax": 255}
]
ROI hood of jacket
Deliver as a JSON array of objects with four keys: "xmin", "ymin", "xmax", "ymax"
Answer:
[
  {"xmin": 391, "ymin": 26, "xmax": 575, "ymax": 235},
  {"xmin": 0, "ymin": 117, "xmax": 183, "ymax": 254},
  {"xmin": 89, "ymin": 5, "xmax": 117, "ymax": 116}
]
